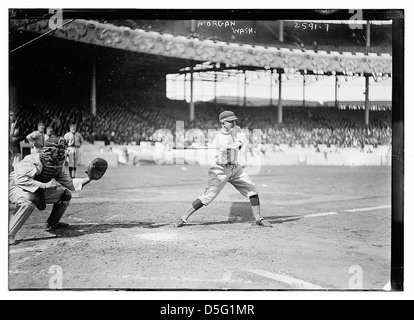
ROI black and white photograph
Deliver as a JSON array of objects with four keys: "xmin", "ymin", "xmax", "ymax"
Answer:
[{"xmin": 7, "ymin": 8, "xmax": 403, "ymax": 293}]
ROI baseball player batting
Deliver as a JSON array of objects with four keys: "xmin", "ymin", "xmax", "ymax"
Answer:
[{"xmin": 174, "ymin": 110, "xmax": 272, "ymax": 228}]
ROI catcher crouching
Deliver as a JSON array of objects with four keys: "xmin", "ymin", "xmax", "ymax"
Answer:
[{"xmin": 8, "ymin": 137, "xmax": 108, "ymax": 245}]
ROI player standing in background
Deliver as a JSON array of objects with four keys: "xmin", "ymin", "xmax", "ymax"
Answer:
[
  {"xmin": 174, "ymin": 110, "xmax": 272, "ymax": 228},
  {"xmin": 64, "ymin": 124, "xmax": 84, "ymax": 179},
  {"xmin": 26, "ymin": 122, "xmax": 46, "ymax": 154},
  {"xmin": 9, "ymin": 111, "xmax": 24, "ymax": 170},
  {"xmin": 44, "ymin": 126, "xmax": 56, "ymax": 141}
]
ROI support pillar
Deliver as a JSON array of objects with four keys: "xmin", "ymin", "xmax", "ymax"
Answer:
[
  {"xmin": 278, "ymin": 71, "xmax": 283, "ymax": 124},
  {"xmin": 279, "ymin": 20, "xmax": 284, "ymax": 42},
  {"xmin": 183, "ymin": 73, "xmax": 187, "ymax": 102},
  {"xmin": 244, "ymin": 71, "xmax": 247, "ymax": 107},
  {"xmin": 303, "ymin": 74, "xmax": 306, "ymax": 108},
  {"xmin": 335, "ymin": 75, "xmax": 339, "ymax": 108},
  {"xmin": 214, "ymin": 72, "xmax": 217, "ymax": 106},
  {"xmin": 190, "ymin": 71, "xmax": 195, "ymax": 122},
  {"xmin": 270, "ymin": 70, "xmax": 273, "ymax": 107},
  {"xmin": 365, "ymin": 75, "xmax": 370, "ymax": 126},
  {"xmin": 91, "ymin": 50, "xmax": 97, "ymax": 116},
  {"xmin": 366, "ymin": 20, "xmax": 371, "ymax": 54}
]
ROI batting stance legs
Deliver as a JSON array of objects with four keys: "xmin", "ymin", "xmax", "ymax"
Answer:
[{"xmin": 175, "ymin": 164, "xmax": 271, "ymax": 227}]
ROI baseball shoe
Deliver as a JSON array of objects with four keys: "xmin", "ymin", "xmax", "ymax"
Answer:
[
  {"xmin": 46, "ymin": 222, "xmax": 70, "ymax": 230},
  {"xmin": 256, "ymin": 218, "xmax": 272, "ymax": 227},
  {"xmin": 9, "ymin": 235, "xmax": 16, "ymax": 246},
  {"xmin": 174, "ymin": 217, "xmax": 186, "ymax": 228}
]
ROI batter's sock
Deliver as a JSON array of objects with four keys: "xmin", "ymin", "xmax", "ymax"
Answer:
[
  {"xmin": 73, "ymin": 168, "xmax": 76, "ymax": 178},
  {"xmin": 181, "ymin": 199, "xmax": 204, "ymax": 222},
  {"xmin": 251, "ymin": 206, "xmax": 262, "ymax": 221},
  {"xmin": 250, "ymin": 195, "xmax": 262, "ymax": 221},
  {"xmin": 192, "ymin": 198, "xmax": 204, "ymax": 211},
  {"xmin": 69, "ymin": 167, "xmax": 74, "ymax": 179}
]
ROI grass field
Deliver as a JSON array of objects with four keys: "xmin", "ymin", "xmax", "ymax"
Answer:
[{"xmin": 9, "ymin": 164, "xmax": 391, "ymax": 290}]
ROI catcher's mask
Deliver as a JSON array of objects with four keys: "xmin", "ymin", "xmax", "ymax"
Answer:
[{"xmin": 41, "ymin": 137, "xmax": 68, "ymax": 162}]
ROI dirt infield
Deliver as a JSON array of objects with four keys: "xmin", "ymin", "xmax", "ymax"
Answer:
[{"xmin": 9, "ymin": 165, "xmax": 391, "ymax": 290}]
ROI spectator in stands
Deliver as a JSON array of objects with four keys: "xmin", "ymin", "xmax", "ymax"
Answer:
[
  {"xmin": 44, "ymin": 126, "xmax": 56, "ymax": 141},
  {"xmin": 99, "ymin": 130, "xmax": 110, "ymax": 146},
  {"xmin": 9, "ymin": 111, "xmax": 24, "ymax": 170},
  {"xmin": 12, "ymin": 95, "xmax": 391, "ymax": 150}
]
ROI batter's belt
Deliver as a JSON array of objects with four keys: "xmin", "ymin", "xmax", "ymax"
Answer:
[{"xmin": 215, "ymin": 162, "xmax": 238, "ymax": 168}]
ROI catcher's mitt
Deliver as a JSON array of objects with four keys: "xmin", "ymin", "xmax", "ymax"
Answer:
[{"xmin": 86, "ymin": 158, "xmax": 108, "ymax": 180}]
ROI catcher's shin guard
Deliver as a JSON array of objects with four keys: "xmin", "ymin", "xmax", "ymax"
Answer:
[
  {"xmin": 47, "ymin": 201, "xmax": 70, "ymax": 229},
  {"xmin": 9, "ymin": 202, "xmax": 36, "ymax": 238}
]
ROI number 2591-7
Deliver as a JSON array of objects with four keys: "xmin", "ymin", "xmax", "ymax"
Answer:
[{"xmin": 294, "ymin": 22, "xmax": 329, "ymax": 32}]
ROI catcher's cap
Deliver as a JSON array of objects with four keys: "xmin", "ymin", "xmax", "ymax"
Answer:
[{"xmin": 219, "ymin": 110, "xmax": 238, "ymax": 123}]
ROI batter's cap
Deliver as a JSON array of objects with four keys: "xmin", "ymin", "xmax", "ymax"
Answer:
[{"xmin": 219, "ymin": 110, "xmax": 238, "ymax": 123}]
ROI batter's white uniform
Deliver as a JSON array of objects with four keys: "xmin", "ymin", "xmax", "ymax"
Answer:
[{"xmin": 198, "ymin": 130, "xmax": 258, "ymax": 206}]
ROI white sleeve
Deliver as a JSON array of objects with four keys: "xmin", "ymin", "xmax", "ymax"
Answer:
[
  {"xmin": 72, "ymin": 178, "xmax": 84, "ymax": 191},
  {"xmin": 212, "ymin": 134, "xmax": 219, "ymax": 147},
  {"xmin": 211, "ymin": 133, "xmax": 221, "ymax": 163}
]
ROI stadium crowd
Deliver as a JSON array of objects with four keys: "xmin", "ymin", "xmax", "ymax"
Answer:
[{"xmin": 10, "ymin": 98, "xmax": 391, "ymax": 149}]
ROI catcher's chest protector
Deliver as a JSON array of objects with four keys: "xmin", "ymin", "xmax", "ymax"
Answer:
[{"xmin": 34, "ymin": 156, "xmax": 64, "ymax": 183}]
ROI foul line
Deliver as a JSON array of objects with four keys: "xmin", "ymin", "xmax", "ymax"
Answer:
[
  {"xmin": 10, "ymin": 245, "xmax": 50, "ymax": 255},
  {"xmin": 303, "ymin": 212, "xmax": 338, "ymax": 218},
  {"xmin": 293, "ymin": 206, "xmax": 390, "ymax": 220},
  {"xmin": 105, "ymin": 215, "xmax": 121, "ymax": 222},
  {"xmin": 245, "ymin": 269, "xmax": 322, "ymax": 289},
  {"xmin": 344, "ymin": 205, "xmax": 391, "ymax": 213}
]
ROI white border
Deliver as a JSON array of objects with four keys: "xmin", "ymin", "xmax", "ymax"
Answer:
[{"xmin": 1, "ymin": 0, "xmax": 413, "ymax": 301}]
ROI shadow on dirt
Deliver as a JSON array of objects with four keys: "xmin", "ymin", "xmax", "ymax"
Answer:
[
  {"xmin": 226, "ymin": 202, "xmax": 302, "ymax": 225},
  {"xmin": 179, "ymin": 202, "xmax": 303, "ymax": 227},
  {"xmin": 16, "ymin": 222, "xmax": 170, "ymax": 244},
  {"xmin": 13, "ymin": 202, "xmax": 303, "ymax": 244},
  {"xmin": 187, "ymin": 215, "xmax": 302, "ymax": 227}
]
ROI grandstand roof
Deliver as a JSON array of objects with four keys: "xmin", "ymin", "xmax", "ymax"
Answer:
[
  {"xmin": 97, "ymin": 19, "xmax": 392, "ymax": 55},
  {"xmin": 10, "ymin": 18, "xmax": 392, "ymax": 77}
]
